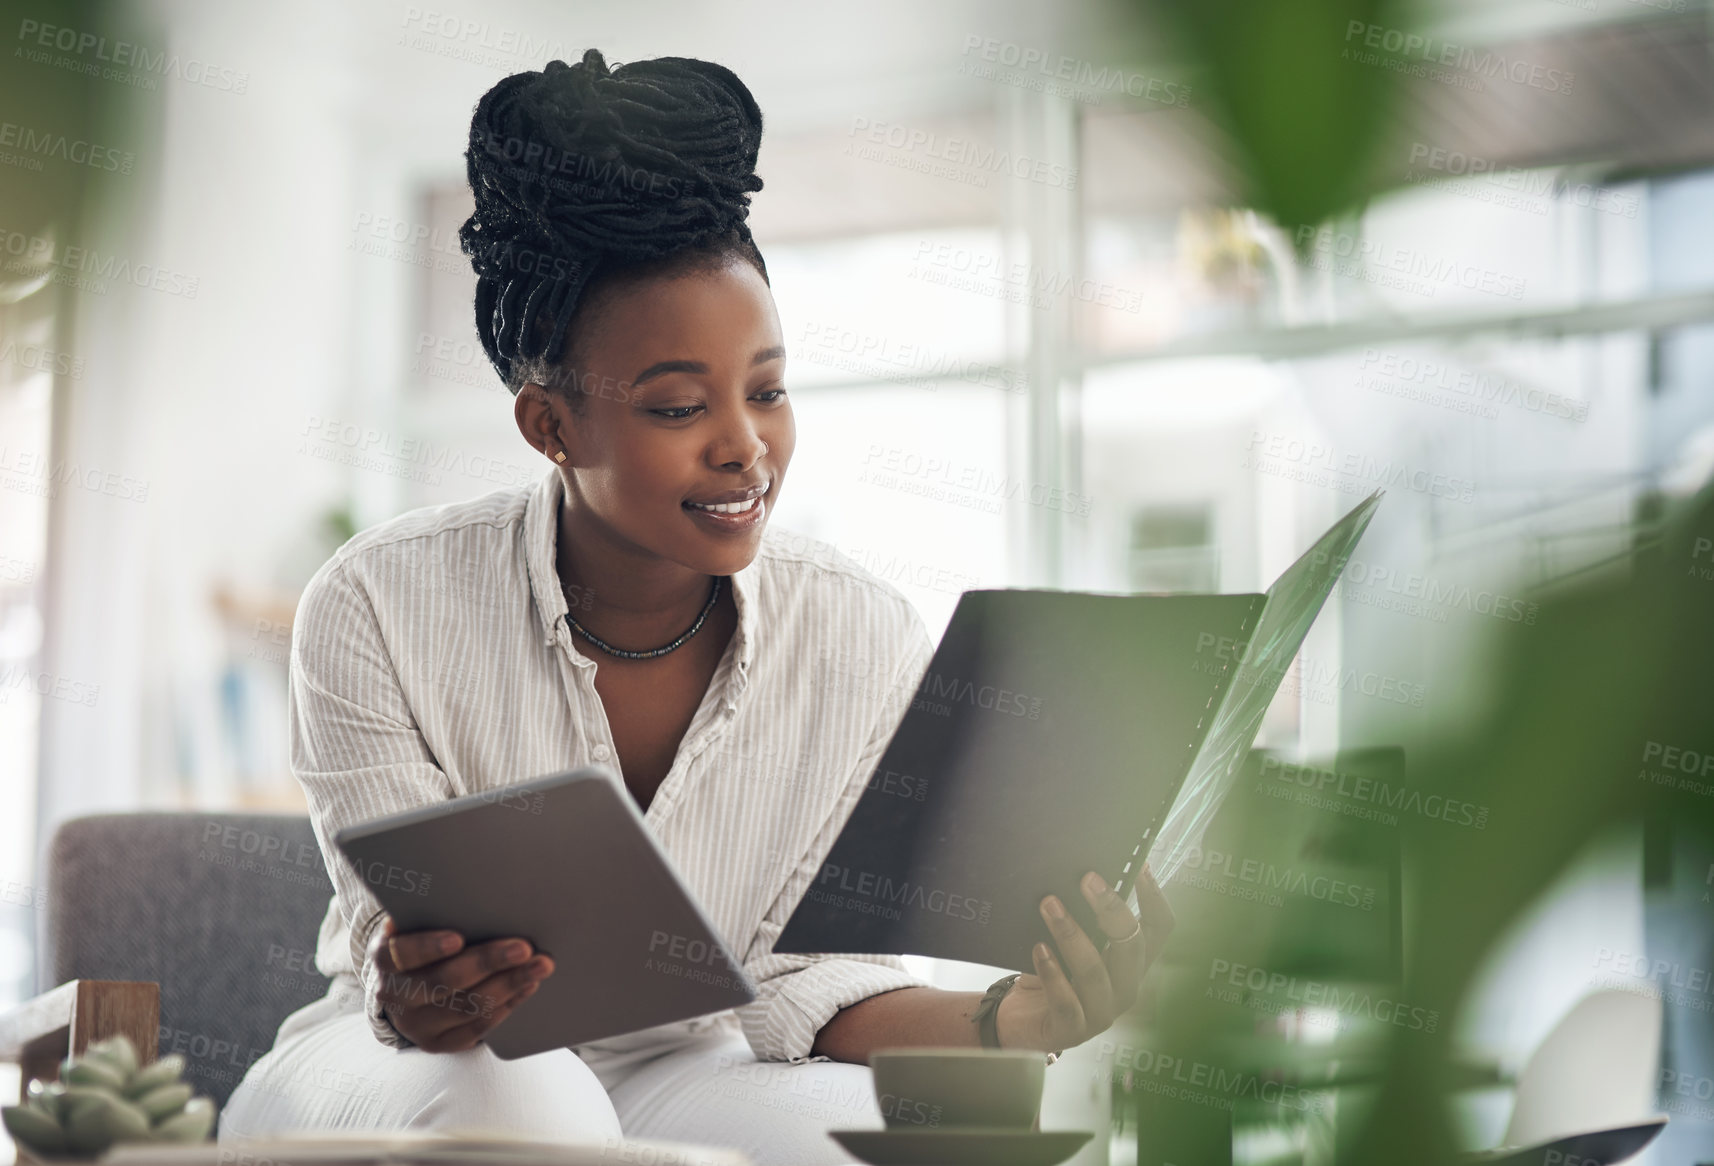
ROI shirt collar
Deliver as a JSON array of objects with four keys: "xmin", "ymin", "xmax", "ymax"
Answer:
[{"xmin": 524, "ymin": 466, "xmax": 757, "ymax": 672}]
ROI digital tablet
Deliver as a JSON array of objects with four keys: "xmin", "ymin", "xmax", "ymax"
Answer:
[{"xmin": 333, "ymin": 766, "xmax": 757, "ymax": 1060}]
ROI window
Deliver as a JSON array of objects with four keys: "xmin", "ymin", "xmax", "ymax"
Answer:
[
  {"xmin": 1127, "ymin": 502, "xmax": 1218, "ymax": 593},
  {"xmin": 0, "ymin": 293, "xmax": 56, "ymax": 1017}
]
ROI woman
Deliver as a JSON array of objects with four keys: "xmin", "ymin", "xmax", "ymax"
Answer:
[{"xmin": 221, "ymin": 48, "xmax": 1173, "ymax": 1166}]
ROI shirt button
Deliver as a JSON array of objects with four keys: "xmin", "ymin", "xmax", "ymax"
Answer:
[{"xmin": 593, "ymin": 744, "xmax": 612, "ymax": 761}]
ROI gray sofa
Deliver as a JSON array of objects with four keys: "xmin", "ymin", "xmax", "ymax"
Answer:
[{"xmin": 0, "ymin": 813, "xmax": 336, "ymax": 1110}]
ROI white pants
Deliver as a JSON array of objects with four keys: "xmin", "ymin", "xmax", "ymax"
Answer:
[{"xmin": 220, "ymin": 991, "xmax": 886, "ymax": 1166}]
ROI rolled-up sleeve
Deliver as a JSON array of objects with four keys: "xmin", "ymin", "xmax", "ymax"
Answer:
[
  {"xmin": 735, "ymin": 608, "xmax": 938, "ymax": 1063},
  {"xmin": 290, "ymin": 556, "xmax": 454, "ymax": 1049}
]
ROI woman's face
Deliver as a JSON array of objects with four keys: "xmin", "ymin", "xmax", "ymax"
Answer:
[{"xmin": 521, "ymin": 258, "xmax": 795, "ymax": 579}]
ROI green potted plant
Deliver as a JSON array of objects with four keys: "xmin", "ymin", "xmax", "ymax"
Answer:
[{"xmin": 2, "ymin": 1036, "xmax": 215, "ymax": 1162}]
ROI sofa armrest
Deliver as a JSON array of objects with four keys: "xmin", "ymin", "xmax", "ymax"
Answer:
[{"xmin": 0, "ymin": 980, "xmax": 160, "ymax": 1103}]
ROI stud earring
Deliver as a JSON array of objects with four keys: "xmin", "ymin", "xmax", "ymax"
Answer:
[{"xmin": 553, "ymin": 450, "xmax": 567, "ymax": 464}]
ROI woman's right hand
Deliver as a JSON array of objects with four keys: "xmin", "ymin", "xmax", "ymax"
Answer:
[{"xmin": 366, "ymin": 914, "xmax": 555, "ymax": 1053}]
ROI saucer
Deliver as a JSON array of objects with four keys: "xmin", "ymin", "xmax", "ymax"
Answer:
[
  {"xmin": 1466, "ymin": 1116, "xmax": 1667, "ymax": 1165},
  {"xmin": 830, "ymin": 1128, "xmax": 1094, "ymax": 1166}
]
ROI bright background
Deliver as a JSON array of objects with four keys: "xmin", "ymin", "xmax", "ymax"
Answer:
[{"xmin": 4, "ymin": 0, "xmax": 1713, "ymax": 1161}]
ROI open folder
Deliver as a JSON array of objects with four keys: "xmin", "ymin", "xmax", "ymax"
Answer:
[{"xmin": 773, "ymin": 490, "xmax": 1383, "ymax": 972}]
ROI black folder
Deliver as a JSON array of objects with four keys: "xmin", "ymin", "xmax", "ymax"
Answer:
[{"xmin": 773, "ymin": 490, "xmax": 1383, "ymax": 971}]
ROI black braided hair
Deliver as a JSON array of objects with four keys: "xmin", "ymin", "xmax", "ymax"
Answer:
[{"xmin": 460, "ymin": 48, "xmax": 769, "ymax": 402}]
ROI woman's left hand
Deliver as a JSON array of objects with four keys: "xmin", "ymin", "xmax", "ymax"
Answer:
[{"xmin": 995, "ymin": 865, "xmax": 1175, "ymax": 1054}]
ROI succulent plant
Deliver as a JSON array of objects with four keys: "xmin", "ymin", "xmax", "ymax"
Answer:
[{"xmin": 2, "ymin": 1035, "xmax": 215, "ymax": 1160}]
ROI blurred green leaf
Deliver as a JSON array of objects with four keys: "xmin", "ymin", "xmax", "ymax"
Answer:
[{"xmin": 1150, "ymin": 0, "xmax": 1415, "ymax": 235}]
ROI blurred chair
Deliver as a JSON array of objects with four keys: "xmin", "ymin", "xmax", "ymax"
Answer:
[
  {"xmin": 0, "ymin": 813, "xmax": 333, "ymax": 1108},
  {"xmin": 0, "ymin": 813, "xmax": 1115, "ymax": 1156},
  {"xmin": 1502, "ymin": 988, "xmax": 1663, "ymax": 1148}
]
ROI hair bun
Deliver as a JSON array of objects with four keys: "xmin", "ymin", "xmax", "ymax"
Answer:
[{"xmin": 461, "ymin": 47, "xmax": 765, "ymax": 385}]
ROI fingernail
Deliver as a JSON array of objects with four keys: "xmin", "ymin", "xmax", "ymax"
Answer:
[
  {"xmin": 1035, "ymin": 943, "xmax": 1053, "ymax": 963},
  {"xmin": 1085, "ymin": 872, "xmax": 1109, "ymax": 895},
  {"xmin": 1043, "ymin": 896, "xmax": 1065, "ymax": 919},
  {"xmin": 438, "ymin": 934, "xmax": 461, "ymax": 954}
]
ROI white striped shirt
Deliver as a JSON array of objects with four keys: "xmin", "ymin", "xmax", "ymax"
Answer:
[{"xmin": 290, "ymin": 466, "xmax": 936, "ymax": 1064}]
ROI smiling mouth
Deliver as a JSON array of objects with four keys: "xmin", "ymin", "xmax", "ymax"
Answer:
[{"xmin": 684, "ymin": 496, "xmax": 762, "ymax": 515}]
